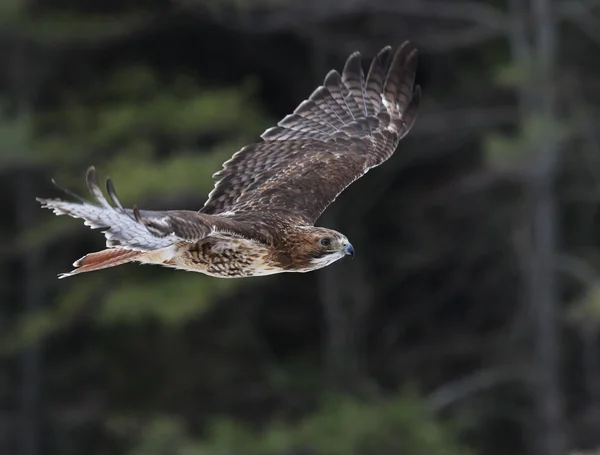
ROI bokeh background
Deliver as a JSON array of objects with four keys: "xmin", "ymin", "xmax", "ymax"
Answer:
[{"xmin": 2, "ymin": 0, "xmax": 600, "ymax": 454}]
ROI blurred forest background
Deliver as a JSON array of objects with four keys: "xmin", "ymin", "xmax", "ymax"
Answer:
[{"xmin": 2, "ymin": 0, "xmax": 600, "ymax": 454}]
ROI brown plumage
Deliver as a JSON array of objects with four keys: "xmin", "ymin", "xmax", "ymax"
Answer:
[{"xmin": 37, "ymin": 42, "xmax": 421, "ymax": 279}]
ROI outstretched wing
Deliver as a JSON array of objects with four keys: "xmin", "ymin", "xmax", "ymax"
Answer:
[
  {"xmin": 37, "ymin": 167, "xmax": 254, "ymax": 252},
  {"xmin": 201, "ymin": 42, "xmax": 420, "ymax": 225}
]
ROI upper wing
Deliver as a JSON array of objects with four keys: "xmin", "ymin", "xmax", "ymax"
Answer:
[
  {"xmin": 38, "ymin": 167, "xmax": 257, "ymax": 252},
  {"xmin": 200, "ymin": 42, "xmax": 421, "ymax": 225}
]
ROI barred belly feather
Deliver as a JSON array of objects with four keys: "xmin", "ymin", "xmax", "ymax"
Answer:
[{"xmin": 149, "ymin": 237, "xmax": 279, "ymax": 278}]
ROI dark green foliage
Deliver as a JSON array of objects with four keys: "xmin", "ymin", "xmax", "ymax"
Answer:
[
  {"xmin": 108, "ymin": 391, "xmax": 470, "ymax": 455},
  {"xmin": 3, "ymin": 1, "xmax": 600, "ymax": 455}
]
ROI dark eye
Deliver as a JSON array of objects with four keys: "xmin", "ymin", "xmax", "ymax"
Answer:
[{"xmin": 319, "ymin": 238, "xmax": 331, "ymax": 247}]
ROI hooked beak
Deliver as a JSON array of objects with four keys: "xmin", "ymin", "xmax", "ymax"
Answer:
[{"xmin": 343, "ymin": 243, "xmax": 355, "ymax": 258}]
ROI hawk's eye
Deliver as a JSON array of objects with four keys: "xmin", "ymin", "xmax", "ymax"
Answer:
[{"xmin": 319, "ymin": 238, "xmax": 331, "ymax": 247}]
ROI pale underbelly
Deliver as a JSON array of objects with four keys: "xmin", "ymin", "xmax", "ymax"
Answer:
[
  {"xmin": 136, "ymin": 240, "xmax": 283, "ymax": 278},
  {"xmin": 165, "ymin": 256, "xmax": 283, "ymax": 278}
]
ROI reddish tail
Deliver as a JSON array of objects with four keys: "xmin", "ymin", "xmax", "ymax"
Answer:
[{"xmin": 59, "ymin": 248, "xmax": 142, "ymax": 279}]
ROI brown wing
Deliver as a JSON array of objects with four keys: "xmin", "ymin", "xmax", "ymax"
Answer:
[{"xmin": 201, "ymin": 42, "xmax": 421, "ymax": 225}]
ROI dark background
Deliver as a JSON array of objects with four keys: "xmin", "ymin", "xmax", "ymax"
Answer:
[{"xmin": 1, "ymin": 0, "xmax": 600, "ymax": 454}]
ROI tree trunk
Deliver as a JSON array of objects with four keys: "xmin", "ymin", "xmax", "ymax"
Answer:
[{"xmin": 526, "ymin": 0, "xmax": 567, "ymax": 453}]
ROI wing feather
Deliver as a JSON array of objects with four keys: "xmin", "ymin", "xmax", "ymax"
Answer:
[
  {"xmin": 383, "ymin": 42, "xmax": 418, "ymax": 126},
  {"xmin": 364, "ymin": 45, "xmax": 392, "ymax": 116},
  {"xmin": 323, "ymin": 70, "xmax": 356, "ymax": 124},
  {"xmin": 342, "ymin": 51, "xmax": 368, "ymax": 118},
  {"xmin": 202, "ymin": 42, "xmax": 421, "ymax": 224},
  {"xmin": 307, "ymin": 86, "xmax": 347, "ymax": 127},
  {"xmin": 38, "ymin": 167, "xmax": 249, "ymax": 251}
]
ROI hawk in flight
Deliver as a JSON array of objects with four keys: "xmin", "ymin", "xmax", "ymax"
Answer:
[{"xmin": 38, "ymin": 42, "xmax": 420, "ymax": 278}]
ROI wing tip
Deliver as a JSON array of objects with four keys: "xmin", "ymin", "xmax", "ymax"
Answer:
[
  {"xmin": 341, "ymin": 51, "xmax": 365, "ymax": 84},
  {"xmin": 343, "ymin": 51, "xmax": 362, "ymax": 69},
  {"xmin": 381, "ymin": 42, "xmax": 419, "ymax": 118},
  {"xmin": 413, "ymin": 84, "xmax": 422, "ymax": 101},
  {"xmin": 36, "ymin": 197, "xmax": 58, "ymax": 211},
  {"xmin": 323, "ymin": 69, "xmax": 342, "ymax": 87},
  {"xmin": 394, "ymin": 84, "xmax": 422, "ymax": 139},
  {"xmin": 105, "ymin": 176, "xmax": 127, "ymax": 213},
  {"xmin": 86, "ymin": 165, "xmax": 99, "ymax": 191},
  {"xmin": 375, "ymin": 45, "xmax": 393, "ymax": 69}
]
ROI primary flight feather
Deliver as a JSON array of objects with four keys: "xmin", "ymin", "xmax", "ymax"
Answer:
[{"xmin": 37, "ymin": 42, "xmax": 421, "ymax": 278}]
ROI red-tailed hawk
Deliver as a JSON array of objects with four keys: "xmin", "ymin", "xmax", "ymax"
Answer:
[{"xmin": 37, "ymin": 42, "xmax": 420, "ymax": 279}]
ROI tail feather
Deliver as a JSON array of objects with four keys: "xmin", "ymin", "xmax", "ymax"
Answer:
[{"xmin": 59, "ymin": 248, "xmax": 143, "ymax": 279}]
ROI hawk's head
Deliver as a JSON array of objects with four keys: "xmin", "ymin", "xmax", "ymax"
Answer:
[{"xmin": 285, "ymin": 227, "xmax": 354, "ymax": 272}]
